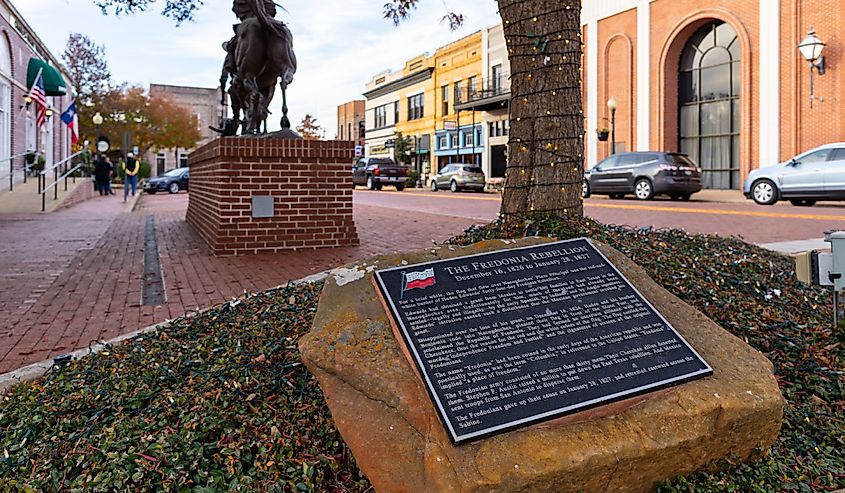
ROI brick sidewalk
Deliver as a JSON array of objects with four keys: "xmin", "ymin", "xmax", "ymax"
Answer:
[{"xmin": 0, "ymin": 193, "xmax": 480, "ymax": 374}]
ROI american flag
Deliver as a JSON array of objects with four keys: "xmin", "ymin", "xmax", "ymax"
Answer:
[{"xmin": 29, "ymin": 68, "xmax": 48, "ymax": 128}]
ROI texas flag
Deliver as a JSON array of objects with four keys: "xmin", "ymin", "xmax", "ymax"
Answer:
[
  {"xmin": 60, "ymin": 101, "xmax": 79, "ymax": 145},
  {"xmin": 402, "ymin": 268, "xmax": 436, "ymax": 297}
]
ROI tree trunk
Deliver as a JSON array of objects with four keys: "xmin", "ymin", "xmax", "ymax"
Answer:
[{"xmin": 498, "ymin": 0, "xmax": 584, "ymax": 221}]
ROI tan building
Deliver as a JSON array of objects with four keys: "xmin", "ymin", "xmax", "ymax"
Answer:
[
  {"xmin": 336, "ymin": 100, "xmax": 365, "ymax": 154},
  {"xmin": 583, "ymin": 0, "xmax": 845, "ymax": 189},
  {"xmin": 147, "ymin": 84, "xmax": 223, "ymax": 175}
]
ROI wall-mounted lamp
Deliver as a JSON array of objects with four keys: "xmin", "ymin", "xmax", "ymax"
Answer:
[
  {"xmin": 607, "ymin": 96, "xmax": 619, "ymax": 155},
  {"xmin": 45, "ymin": 109, "xmax": 53, "ymax": 118},
  {"xmin": 24, "ymin": 95, "xmax": 32, "ymax": 105},
  {"xmin": 798, "ymin": 29, "xmax": 826, "ymax": 108}
]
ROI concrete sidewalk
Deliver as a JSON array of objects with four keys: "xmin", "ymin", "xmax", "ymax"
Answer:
[{"xmin": 0, "ymin": 192, "xmax": 479, "ymax": 374}]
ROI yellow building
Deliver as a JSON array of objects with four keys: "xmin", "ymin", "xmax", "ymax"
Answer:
[
  {"xmin": 430, "ymin": 31, "xmax": 484, "ymax": 171},
  {"xmin": 365, "ymin": 30, "xmax": 485, "ymax": 183}
]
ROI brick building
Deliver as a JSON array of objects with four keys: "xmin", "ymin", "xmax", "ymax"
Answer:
[
  {"xmin": 147, "ymin": 83, "xmax": 223, "ymax": 176},
  {"xmin": 0, "ymin": 0, "xmax": 73, "ymax": 183},
  {"xmin": 584, "ymin": 0, "xmax": 845, "ymax": 189},
  {"xmin": 336, "ymin": 100, "xmax": 365, "ymax": 152}
]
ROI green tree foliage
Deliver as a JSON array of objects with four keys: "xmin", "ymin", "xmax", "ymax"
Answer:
[
  {"xmin": 392, "ymin": 132, "xmax": 413, "ymax": 165},
  {"xmin": 96, "ymin": 86, "xmax": 201, "ymax": 156},
  {"xmin": 61, "ymin": 33, "xmax": 111, "ymax": 142}
]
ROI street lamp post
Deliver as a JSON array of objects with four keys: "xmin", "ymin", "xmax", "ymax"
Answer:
[
  {"xmin": 92, "ymin": 112, "xmax": 104, "ymax": 151},
  {"xmin": 797, "ymin": 29, "xmax": 826, "ymax": 109},
  {"xmin": 607, "ymin": 97, "xmax": 619, "ymax": 155}
]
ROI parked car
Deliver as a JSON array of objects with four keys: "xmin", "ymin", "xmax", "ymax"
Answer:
[
  {"xmin": 352, "ymin": 157, "xmax": 409, "ymax": 191},
  {"xmin": 583, "ymin": 152, "xmax": 702, "ymax": 200},
  {"xmin": 144, "ymin": 167, "xmax": 189, "ymax": 194},
  {"xmin": 431, "ymin": 164, "xmax": 486, "ymax": 192},
  {"xmin": 744, "ymin": 143, "xmax": 845, "ymax": 206}
]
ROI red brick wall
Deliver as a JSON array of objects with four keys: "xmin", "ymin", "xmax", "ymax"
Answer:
[
  {"xmin": 55, "ymin": 177, "xmax": 97, "ymax": 211},
  {"xmin": 781, "ymin": 0, "xmax": 844, "ymax": 160},
  {"xmin": 186, "ymin": 138, "xmax": 358, "ymax": 256},
  {"xmin": 598, "ymin": 8, "xmax": 637, "ymax": 160},
  {"xmin": 650, "ymin": 1, "xmax": 759, "ymax": 183},
  {"xmin": 0, "ymin": 23, "xmax": 72, "ymax": 174}
]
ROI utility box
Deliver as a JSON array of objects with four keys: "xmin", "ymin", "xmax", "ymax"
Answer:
[
  {"xmin": 825, "ymin": 231, "xmax": 845, "ymax": 291},
  {"xmin": 795, "ymin": 250, "xmax": 833, "ymax": 286}
]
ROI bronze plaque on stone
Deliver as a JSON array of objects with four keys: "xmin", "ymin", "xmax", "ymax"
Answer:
[{"xmin": 374, "ymin": 238, "xmax": 712, "ymax": 445}]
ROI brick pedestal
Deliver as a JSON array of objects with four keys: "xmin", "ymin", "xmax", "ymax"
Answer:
[{"xmin": 186, "ymin": 137, "xmax": 358, "ymax": 256}]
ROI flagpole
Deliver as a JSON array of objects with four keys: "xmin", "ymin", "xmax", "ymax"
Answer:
[{"xmin": 400, "ymin": 271, "xmax": 407, "ymax": 301}]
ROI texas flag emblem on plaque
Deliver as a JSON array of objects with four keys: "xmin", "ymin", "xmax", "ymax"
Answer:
[{"xmin": 401, "ymin": 268, "xmax": 436, "ymax": 298}]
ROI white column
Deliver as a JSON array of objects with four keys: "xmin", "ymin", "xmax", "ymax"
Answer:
[
  {"xmin": 587, "ymin": 20, "xmax": 599, "ymax": 167},
  {"xmin": 759, "ymin": 0, "xmax": 780, "ymax": 166},
  {"xmin": 636, "ymin": 0, "xmax": 651, "ymax": 151}
]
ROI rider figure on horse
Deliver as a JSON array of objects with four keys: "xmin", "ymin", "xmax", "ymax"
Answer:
[{"xmin": 217, "ymin": 0, "xmax": 297, "ymax": 135}]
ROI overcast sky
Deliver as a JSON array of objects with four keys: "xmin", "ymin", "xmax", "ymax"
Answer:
[{"xmin": 17, "ymin": 0, "xmax": 501, "ymax": 136}]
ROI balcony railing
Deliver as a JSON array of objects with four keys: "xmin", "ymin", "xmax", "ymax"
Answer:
[{"xmin": 455, "ymin": 72, "xmax": 511, "ymax": 106}]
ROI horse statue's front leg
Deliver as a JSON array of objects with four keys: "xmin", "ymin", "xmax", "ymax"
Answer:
[{"xmin": 280, "ymin": 84, "xmax": 291, "ymax": 130}]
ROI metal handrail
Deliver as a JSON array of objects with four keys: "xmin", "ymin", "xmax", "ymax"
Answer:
[
  {"xmin": 2, "ymin": 151, "xmax": 43, "ymax": 191},
  {"xmin": 38, "ymin": 151, "xmax": 88, "ymax": 212},
  {"xmin": 0, "ymin": 151, "xmax": 35, "ymax": 164},
  {"xmin": 40, "ymin": 151, "xmax": 85, "ymax": 176}
]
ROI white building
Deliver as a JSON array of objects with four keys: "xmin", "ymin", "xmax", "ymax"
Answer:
[{"xmin": 362, "ymin": 69, "xmax": 404, "ymax": 159}]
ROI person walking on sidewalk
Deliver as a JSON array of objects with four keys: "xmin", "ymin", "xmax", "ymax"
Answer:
[
  {"xmin": 104, "ymin": 155, "xmax": 115, "ymax": 195},
  {"xmin": 123, "ymin": 153, "xmax": 140, "ymax": 202},
  {"xmin": 93, "ymin": 154, "xmax": 111, "ymax": 196}
]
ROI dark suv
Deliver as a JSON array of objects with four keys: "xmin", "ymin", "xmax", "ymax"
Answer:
[
  {"xmin": 352, "ymin": 157, "xmax": 409, "ymax": 191},
  {"xmin": 583, "ymin": 152, "xmax": 702, "ymax": 200}
]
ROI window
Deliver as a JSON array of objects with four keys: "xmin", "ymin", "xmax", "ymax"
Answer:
[
  {"xmin": 347, "ymin": 123, "xmax": 352, "ymax": 141},
  {"xmin": 394, "ymin": 101, "xmax": 400, "ymax": 124},
  {"xmin": 156, "ymin": 152, "xmax": 166, "ymax": 170},
  {"xmin": 374, "ymin": 105, "xmax": 388, "ymax": 128},
  {"xmin": 830, "ymin": 148, "xmax": 845, "ymax": 161},
  {"xmin": 596, "ymin": 155, "xmax": 620, "ymax": 170},
  {"xmin": 25, "ymin": 111, "xmax": 36, "ymax": 152},
  {"xmin": 489, "ymin": 119, "xmax": 509, "ymax": 138},
  {"xmin": 679, "ymin": 21, "xmax": 740, "ymax": 189},
  {"xmin": 619, "ymin": 153, "xmax": 655, "ymax": 166},
  {"xmin": 467, "ymin": 76, "xmax": 478, "ymax": 99},
  {"xmin": 491, "ymin": 64, "xmax": 503, "ymax": 93},
  {"xmin": 797, "ymin": 149, "xmax": 833, "ymax": 165},
  {"xmin": 438, "ymin": 135, "xmax": 448, "ymax": 150},
  {"xmin": 0, "ymin": 34, "xmax": 10, "ymax": 165},
  {"xmin": 441, "ymin": 85, "xmax": 449, "ymax": 115},
  {"xmin": 179, "ymin": 153, "xmax": 188, "ymax": 167},
  {"xmin": 463, "ymin": 130, "xmax": 474, "ymax": 147},
  {"xmin": 407, "ymin": 93, "xmax": 424, "ymax": 120},
  {"xmin": 668, "ymin": 153, "xmax": 695, "ymax": 166},
  {"xmin": 454, "ymin": 81, "xmax": 463, "ymax": 104}
]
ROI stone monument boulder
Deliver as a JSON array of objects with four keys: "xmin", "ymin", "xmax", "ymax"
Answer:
[{"xmin": 299, "ymin": 238, "xmax": 783, "ymax": 493}]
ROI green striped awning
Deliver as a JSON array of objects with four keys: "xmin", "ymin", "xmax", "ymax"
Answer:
[{"xmin": 26, "ymin": 58, "xmax": 67, "ymax": 97}]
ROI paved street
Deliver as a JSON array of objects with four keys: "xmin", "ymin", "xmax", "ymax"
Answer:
[
  {"xmin": 2, "ymin": 188, "xmax": 845, "ymax": 374},
  {"xmin": 356, "ymin": 188, "xmax": 845, "ymax": 247}
]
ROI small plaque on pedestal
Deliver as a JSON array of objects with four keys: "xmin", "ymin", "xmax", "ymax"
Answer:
[{"xmin": 374, "ymin": 238, "xmax": 712, "ymax": 445}]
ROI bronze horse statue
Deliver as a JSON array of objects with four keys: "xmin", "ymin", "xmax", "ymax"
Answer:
[{"xmin": 216, "ymin": 0, "xmax": 297, "ymax": 136}]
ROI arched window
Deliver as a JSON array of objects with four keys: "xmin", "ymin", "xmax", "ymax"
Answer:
[
  {"xmin": 679, "ymin": 21, "xmax": 740, "ymax": 189},
  {"xmin": 0, "ymin": 33, "xmax": 11, "ymax": 166}
]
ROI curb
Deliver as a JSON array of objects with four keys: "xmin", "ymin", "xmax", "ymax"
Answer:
[{"xmin": 0, "ymin": 270, "xmax": 330, "ymax": 396}]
